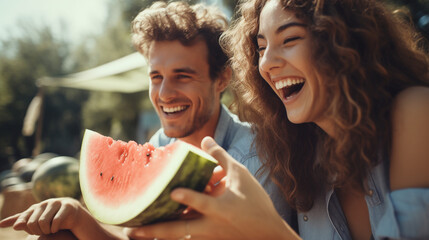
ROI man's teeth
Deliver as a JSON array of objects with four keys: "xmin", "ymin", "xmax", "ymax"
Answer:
[
  {"xmin": 163, "ymin": 106, "xmax": 187, "ymax": 113},
  {"xmin": 275, "ymin": 78, "xmax": 305, "ymax": 90}
]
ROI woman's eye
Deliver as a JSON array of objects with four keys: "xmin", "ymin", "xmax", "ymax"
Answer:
[
  {"xmin": 283, "ymin": 36, "xmax": 302, "ymax": 45},
  {"xmin": 256, "ymin": 47, "xmax": 266, "ymax": 56}
]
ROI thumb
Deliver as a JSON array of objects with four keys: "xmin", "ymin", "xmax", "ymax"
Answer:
[{"xmin": 201, "ymin": 137, "xmax": 234, "ymax": 173}]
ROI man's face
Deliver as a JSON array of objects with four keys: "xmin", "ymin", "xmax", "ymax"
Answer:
[{"xmin": 148, "ymin": 39, "xmax": 221, "ymax": 139}]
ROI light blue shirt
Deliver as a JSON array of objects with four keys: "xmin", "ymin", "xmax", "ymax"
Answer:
[
  {"xmin": 298, "ymin": 154, "xmax": 429, "ymax": 240},
  {"xmin": 150, "ymin": 104, "xmax": 296, "ymax": 228}
]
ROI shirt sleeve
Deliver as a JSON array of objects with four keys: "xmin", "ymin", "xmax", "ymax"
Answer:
[
  {"xmin": 376, "ymin": 188, "xmax": 429, "ymax": 240},
  {"xmin": 391, "ymin": 188, "xmax": 429, "ymax": 239}
]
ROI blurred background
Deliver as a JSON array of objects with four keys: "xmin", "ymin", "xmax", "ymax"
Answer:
[{"xmin": 0, "ymin": 0, "xmax": 428, "ymax": 173}]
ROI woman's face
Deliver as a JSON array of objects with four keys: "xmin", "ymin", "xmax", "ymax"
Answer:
[{"xmin": 257, "ymin": 0, "xmax": 329, "ymax": 127}]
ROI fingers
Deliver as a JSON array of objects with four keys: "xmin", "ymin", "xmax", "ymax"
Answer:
[
  {"xmin": 50, "ymin": 202, "xmax": 73, "ymax": 233},
  {"xmin": 125, "ymin": 221, "xmax": 185, "ymax": 239},
  {"xmin": 24, "ymin": 201, "xmax": 61, "ymax": 235},
  {"xmin": 12, "ymin": 207, "xmax": 35, "ymax": 234},
  {"xmin": 125, "ymin": 219, "xmax": 204, "ymax": 240},
  {"xmin": 26, "ymin": 204, "xmax": 47, "ymax": 235},
  {"xmin": 209, "ymin": 165, "xmax": 226, "ymax": 185},
  {"xmin": 205, "ymin": 166, "xmax": 226, "ymax": 196},
  {"xmin": 3, "ymin": 198, "xmax": 73, "ymax": 236},
  {"xmin": 0, "ymin": 213, "xmax": 20, "ymax": 228},
  {"xmin": 208, "ymin": 177, "xmax": 226, "ymax": 197},
  {"xmin": 39, "ymin": 201, "xmax": 61, "ymax": 234},
  {"xmin": 171, "ymin": 188, "xmax": 219, "ymax": 216}
]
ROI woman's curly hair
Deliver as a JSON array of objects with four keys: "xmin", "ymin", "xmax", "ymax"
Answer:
[{"xmin": 221, "ymin": 0, "xmax": 429, "ymax": 212}]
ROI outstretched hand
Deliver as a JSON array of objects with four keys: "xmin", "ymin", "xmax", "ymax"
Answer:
[
  {"xmin": 0, "ymin": 197, "xmax": 127, "ymax": 240},
  {"xmin": 125, "ymin": 137, "xmax": 300, "ymax": 240},
  {"xmin": 0, "ymin": 197, "xmax": 82, "ymax": 236}
]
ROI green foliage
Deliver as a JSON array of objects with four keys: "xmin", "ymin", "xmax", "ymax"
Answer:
[
  {"xmin": 42, "ymin": 87, "xmax": 89, "ymax": 157},
  {"xmin": 0, "ymin": 26, "xmax": 73, "ymax": 170},
  {"xmin": 222, "ymin": 0, "xmax": 239, "ymax": 15},
  {"xmin": 75, "ymin": 0, "xmax": 150, "ymax": 142},
  {"xmin": 4, "ymin": 0, "xmax": 423, "ymax": 173},
  {"xmin": 0, "ymin": 0, "xmax": 153, "ymax": 172},
  {"xmin": 82, "ymin": 92, "xmax": 143, "ymax": 141}
]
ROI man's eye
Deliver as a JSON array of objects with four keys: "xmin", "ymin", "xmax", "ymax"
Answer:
[
  {"xmin": 177, "ymin": 74, "xmax": 191, "ymax": 79},
  {"xmin": 150, "ymin": 75, "xmax": 162, "ymax": 82}
]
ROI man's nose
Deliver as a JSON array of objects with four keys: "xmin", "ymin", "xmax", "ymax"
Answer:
[{"xmin": 158, "ymin": 78, "xmax": 178, "ymax": 102}]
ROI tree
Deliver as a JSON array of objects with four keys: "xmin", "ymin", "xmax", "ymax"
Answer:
[{"xmin": 0, "ymin": 25, "xmax": 80, "ymax": 171}]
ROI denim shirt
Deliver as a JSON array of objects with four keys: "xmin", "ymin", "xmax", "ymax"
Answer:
[
  {"xmin": 298, "ymin": 157, "xmax": 429, "ymax": 240},
  {"xmin": 149, "ymin": 104, "xmax": 296, "ymax": 228}
]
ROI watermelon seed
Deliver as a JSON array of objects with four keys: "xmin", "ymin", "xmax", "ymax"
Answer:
[
  {"xmin": 111, "ymin": 176, "xmax": 114, "ymax": 181},
  {"xmin": 100, "ymin": 172, "xmax": 103, "ymax": 176},
  {"xmin": 146, "ymin": 153, "xmax": 150, "ymax": 157}
]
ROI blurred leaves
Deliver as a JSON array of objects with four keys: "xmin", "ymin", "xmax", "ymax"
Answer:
[
  {"xmin": 385, "ymin": 0, "xmax": 429, "ymax": 43},
  {"xmin": 0, "ymin": 0, "xmax": 427, "ymax": 172},
  {"xmin": 0, "ymin": 25, "xmax": 71, "ymax": 168}
]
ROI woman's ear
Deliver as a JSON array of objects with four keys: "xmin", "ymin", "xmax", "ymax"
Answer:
[{"xmin": 216, "ymin": 66, "xmax": 232, "ymax": 93}]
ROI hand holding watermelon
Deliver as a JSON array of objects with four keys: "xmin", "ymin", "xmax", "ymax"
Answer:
[{"xmin": 125, "ymin": 137, "xmax": 301, "ymax": 240}]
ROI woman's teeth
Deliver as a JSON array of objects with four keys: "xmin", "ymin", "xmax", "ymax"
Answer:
[
  {"xmin": 163, "ymin": 105, "xmax": 187, "ymax": 113},
  {"xmin": 275, "ymin": 78, "xmax": 305, "ymax": 90}
]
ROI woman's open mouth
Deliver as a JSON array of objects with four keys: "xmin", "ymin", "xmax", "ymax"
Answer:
[{"xmin": 275, "ymin": 77, "xmax": 305, "ymax": 100}]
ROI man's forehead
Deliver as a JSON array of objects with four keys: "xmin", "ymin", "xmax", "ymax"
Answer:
[{"xmin": 147, "ymin": 39, "xmax": 209, "ymax": 74}]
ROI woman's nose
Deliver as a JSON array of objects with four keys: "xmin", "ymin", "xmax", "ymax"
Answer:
[{"xmin": 259, "ymin": 46, "xmax": 284, "ymax": 73}]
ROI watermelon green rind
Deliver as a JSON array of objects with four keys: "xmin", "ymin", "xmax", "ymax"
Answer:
[
  {"xmin": 79, "ymin": 129, "xmax": 218, "ymax": 227},
  {"xmin": 32, "ymin": 157, "xmax": 81, "ymax": 202},
  {"xmin": 120, "ymin": 149, "xmax": 216, "ymax": 226}
]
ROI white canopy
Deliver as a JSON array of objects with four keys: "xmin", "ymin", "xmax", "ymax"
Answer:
[{"xmin": 37, "ymin": 52, "xmax": 149, "ymax": 93}]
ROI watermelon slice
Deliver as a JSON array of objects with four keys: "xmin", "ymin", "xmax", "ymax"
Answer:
[{"xmin": 79, "ymin": 129, "xmax": 218, "ymax": 227}]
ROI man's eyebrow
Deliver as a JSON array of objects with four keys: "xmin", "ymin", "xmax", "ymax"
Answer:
[
  {"xmin": 257, "ymin": 22, "xmax": 307, "ymax": 39},
  {"xmin": 149, "ymin": 70, "xmax": 160, "ymax": 75},
  {"xmin": 149, "ymin": 67, "xmax": 197, "ymax": 75},
  {"xmin": 173, "ymin": 67, "xmax": 197, "ymax": 74}
]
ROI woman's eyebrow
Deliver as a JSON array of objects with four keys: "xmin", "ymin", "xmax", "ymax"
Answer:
[
  {"xmin": 257, "ymin": 21, "xmax": 307, "ymax": 39},
  {"xmin": 276, "ymin": 22, "xmax": 307, "ymax": 34}
]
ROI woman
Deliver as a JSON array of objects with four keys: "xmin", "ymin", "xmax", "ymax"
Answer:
[{"xmin": 125, "ymin": 0, "xmax": 429, "ymax": 239}]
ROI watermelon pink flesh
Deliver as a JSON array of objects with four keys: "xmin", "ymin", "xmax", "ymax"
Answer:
[{"xmin": 84, "ymin": 133, "xmax": 177, "ymax": 207}]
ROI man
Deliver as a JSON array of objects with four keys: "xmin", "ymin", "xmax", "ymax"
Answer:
[
  {"xmin": 0, "ymin": 2, "xmax": 293, "ymax": 239},
  {"xmin": 135, "ymin": 1, "xmax": 255, "ymax": 167},
  {"xmin": 133, "ymin": 0, "xmax": 293, "ymax": 229}
]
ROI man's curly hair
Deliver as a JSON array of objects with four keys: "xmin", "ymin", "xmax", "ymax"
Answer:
[{"xmin": 132, "ymin": 1, "xmax": 229, "ymax": 80}]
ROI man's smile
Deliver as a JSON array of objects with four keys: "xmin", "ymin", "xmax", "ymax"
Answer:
[{"xmin": 161, "ymin": 105, "xmax": 190, "ymax": 116}]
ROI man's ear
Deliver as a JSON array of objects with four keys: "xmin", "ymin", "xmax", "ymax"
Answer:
[{"xmin": 216, "ymin": 66, "xmax": 232, "ymax": 93}]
